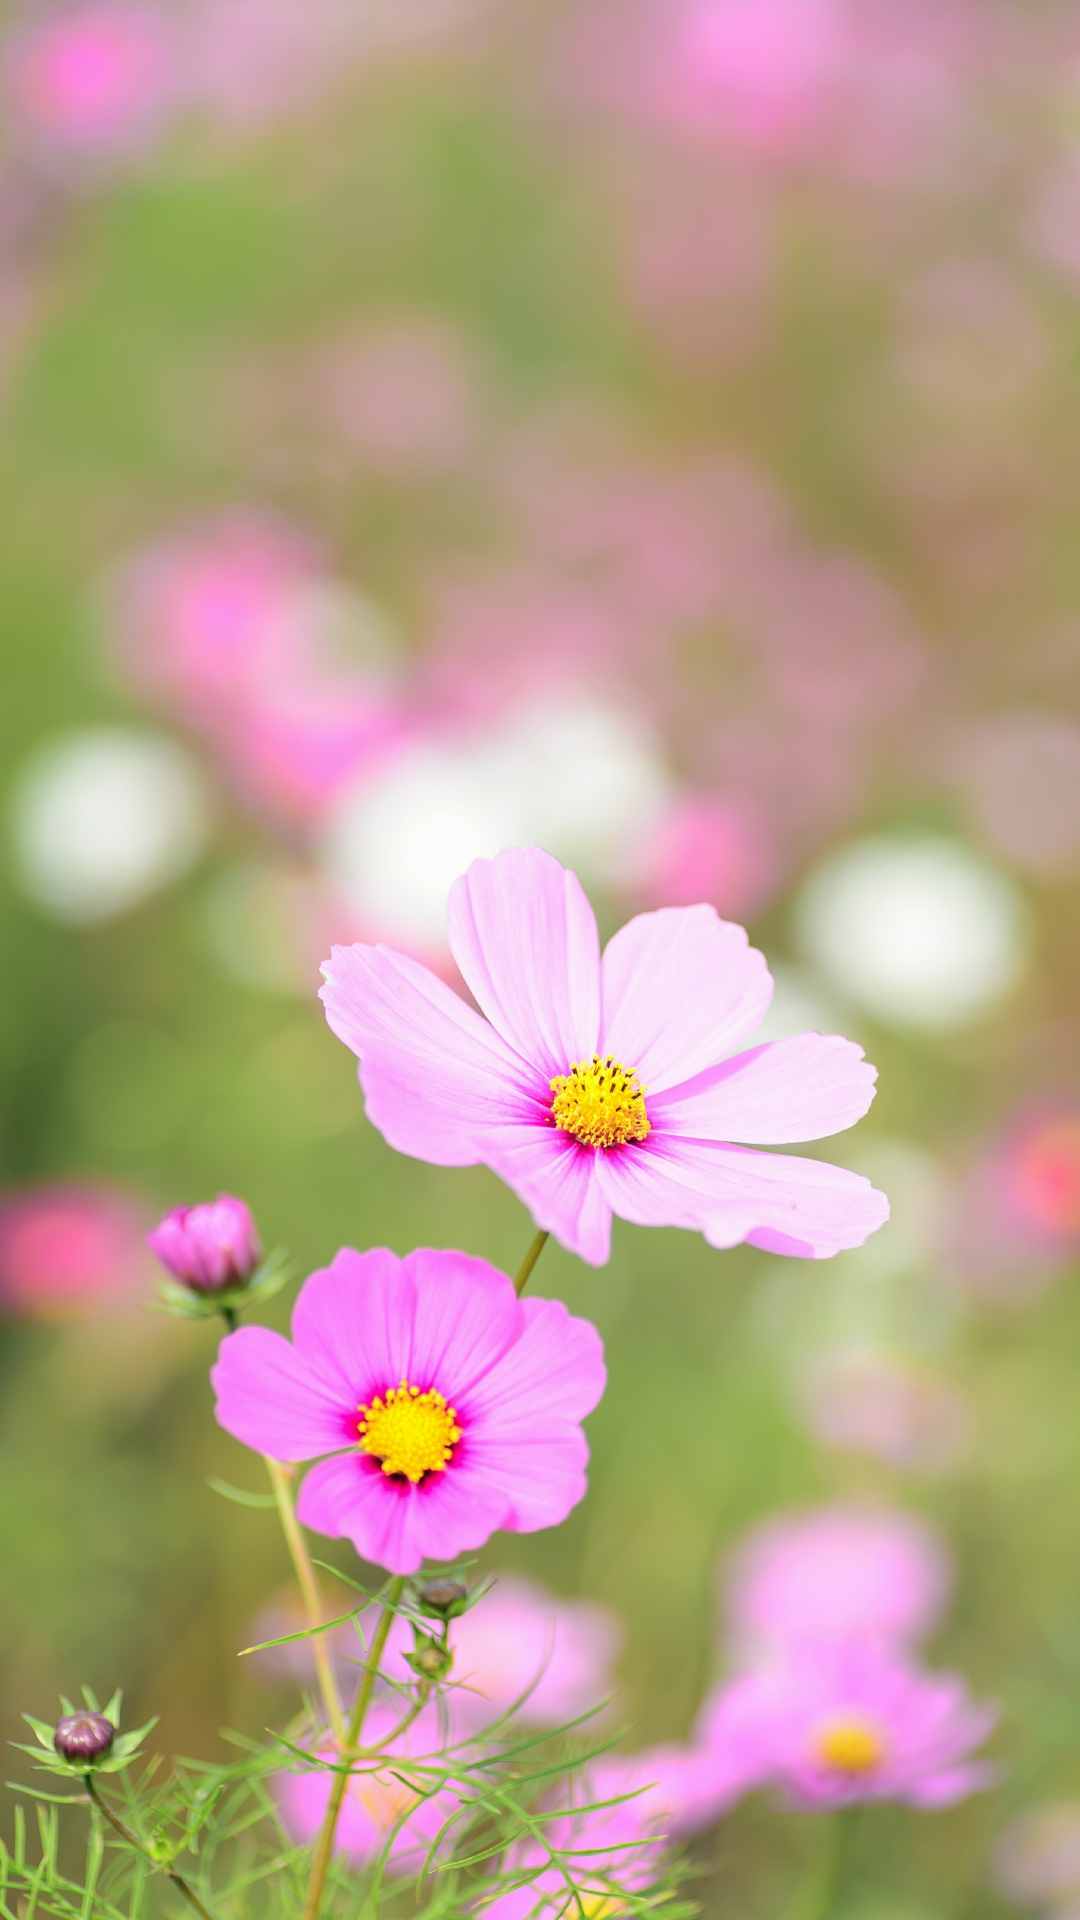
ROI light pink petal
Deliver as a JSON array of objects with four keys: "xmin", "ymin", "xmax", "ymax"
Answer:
[
  {"xmin": 454, "ymin": 1433, "xmax": 589, "ymax": 1532},
  {"xmin": 600, "ymin": 906, "xmax": 773, "ymax": 1093},
  {"xmin": 652, "ymin": 1033, "xmax": 878, "ymax": 1144},
  {"xmin": 401, "ymin": 1249, "xmax": 524, "ymax": 1398},
  {"xmin": 211, "ymin": 1327, "xmax": 349, "ymax": 1461},
  {"xmin": 907, "ymin": 1762, "xmax": 997, "ymax": 1808},
  {"xmin": 594, "ymin": 1137, "xmax": 888, "ymax": 1257},
  {"xmin": 297, "ymin": 1454, "xmax": 508, "ymax": 1574},
  {"xmin": 289, "ymin": 1247, "xmax": 408, "ymax": 1405},
  {"xmin": 483, "ymin": 1124, "xmax": 613, "ymax": 1266},
  {"xmin": 319, "ymin": 943, "xmax": 543, "ymax": 1166},
  {"xmin": 447, "ymin": 848, "xmax": 601, "ymax": 1078},
  {"xmin": 462, "ymin": 1295, "xmax": 607, "ymax": 1430}
]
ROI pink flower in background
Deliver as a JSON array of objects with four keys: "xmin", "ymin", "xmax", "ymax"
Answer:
[
  {"xmin": 277, "ymin": 1699, "xmax": 460, "ymax": 1868},
  {"xmin": 212, "ymin": 1246, "xmax": 605, "ymax": 1575},
  {"xmin": 320, "ymin": 847, "xmax": 887, "ymax": 1267},
  {"xmin": 109, "ymin": 514, "xmax": 318, "ymax": 728},
  {"xmin": 0, "ymin": 1183, "xmax": 148, "ymax": 1319},
  {"xmin": 701, "ymin": 1640, "xmax": 995, "ymax": 1809},
  {"xmin": 6, "ymin": 4, "xmax": 177, "ymax": 155},
  {"xmin": 1003, "ymin": 1112, "xmax": 1080, "ymax": 1244},
  {"xmin": 723, "ymin": 1505, "xmax": 951, "ymax": 1661},
  {"xmin": 628, "ymin": 794, "xmax": 781, "ymax": 921},
  {"xmin": 318, "ymin": 316, "xmax": 480, "ymax": 479},
  {"xmin": 946, "ymin": 1106, "xmax": 1080, "ymax": 1306},
  {"xmin": 799, "ymin": 1353, "xmax": 974, "ymax": 1475},
  {"xmin": 223, "ymin": 673, "xmax": 405, "ymax": 828},
  {"xmin": 403, "ymin": 1574, "xmax": 620, "ymax": 1728},
  {"xmin": 148, "ymin": 1194, "xmax": 261, "ymax": 1293},
  {"xmin": 653, "ymin": 0, "xmax": 846, "ymax": 146}
]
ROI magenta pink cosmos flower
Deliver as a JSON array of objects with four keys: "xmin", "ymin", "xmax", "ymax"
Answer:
[
  {"xmin": 320, "ymin": 847, "xmax": 888, "ymax": 1266},
  {"xmin": 211, "ymin": 1247, "xmax": 605, "ymax": 1575},
  {"xmin": 277, "ymin": 1700, "xmax": 460, "ymax": 1870},
  {"xmin": 723, "ymin": 1504, "xmax": 952, "ymax": 1662},
  {"xmin": 148, "ymin": 1193, "xmax": 260, "ymax": 1293},
  {"xmin": 700, "ymin": 1640, "xmax": 995, "ymax": 1810},
  {"xmin": 0, "ymin": 1182, "xmax": 148, "ymax": 1319}
]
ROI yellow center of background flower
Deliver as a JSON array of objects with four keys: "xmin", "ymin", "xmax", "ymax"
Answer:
[
  {"xmin": 549, "ymin": 1054, "xmax": 650, "ymax": 1149},
  {"xmin": 813, "ymin": 1715, "xmax": 885, "ymax": 1775},
  {"xmin": 357, "ymin": 1380, "xmax": 462, "ymax": 1482}
]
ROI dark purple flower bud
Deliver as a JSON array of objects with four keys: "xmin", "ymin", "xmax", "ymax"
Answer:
[
  {"xmin": 412, "ymin": 1578, "xmax": 470, "ymax": 1621},
  {"xmin": 148, "ymin": 1195, "xmax": 260, "ymax": 1294},
  {"xmin": 53, "ymin": 1712, "xmax": 115, "ymax": 1762}
]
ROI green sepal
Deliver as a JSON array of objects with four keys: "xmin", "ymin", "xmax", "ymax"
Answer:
[{"xmin": 158, "ymin": 1248, "xmax": 291, "ymax": 1323}]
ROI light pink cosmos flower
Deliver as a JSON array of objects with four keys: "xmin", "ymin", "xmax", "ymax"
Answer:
[
  {"xmin": 723, "ymin": 1505, "xmax": 951, "ymax": 1662},
  {"xmin": 319, "ymin": 847, "xmax": 888, "ymax": 1267},
  {"xmin": 277, "ymin": 1699, "xmax": 460, "ymax": 1870},
  {"xmin": 211, "ymin": 1247, "xmax": 605, "ymax": 1576},
  {"xmin": 0, "ymin": 1182, "xmax": 148, "ymax": 1319},
  {"xmin": 700, "ymin": 1640, "xmax": 995, "ymax": 1810}
]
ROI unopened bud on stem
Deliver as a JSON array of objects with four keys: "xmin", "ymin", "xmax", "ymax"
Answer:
[{"xmin": 53, "ymin": 1712, "xmax": 115, "ymax": 1763}]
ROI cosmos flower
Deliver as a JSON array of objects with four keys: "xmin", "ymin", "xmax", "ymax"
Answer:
[
  {"xmin": 0, "ymin": 1182, "xmax": 149, "ymax": 1319},
  {"xmin": 723, "ymin": 1504, "xmax": 952, "ymax": 1662},
  {"xmin": 6, "ymin": 4, "xmax": 176, "ymax": 157},
  {"xmin": 700, "ymin": 1640, "xmax": 995, "ymax": 1810},
  {"xmin": 211, "ymin": 1246, "xmax": 605, "ymax": 1575},
  {"xmin": 320, "ymin": 846, "xmax": 887, "ymax": 1266}
]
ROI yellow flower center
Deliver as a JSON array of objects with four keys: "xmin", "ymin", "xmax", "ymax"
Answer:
[
  {"xmin": 813, "ymin": 1714, "xmax": 885, "ymax": 1776},
  {"xmin": 549, "ymin": 1055, "xmax": 650, "ymax": 1149},
  {"xmin": 357, "ymin": 1379, "xmax": 462, "ymax": 1483}
]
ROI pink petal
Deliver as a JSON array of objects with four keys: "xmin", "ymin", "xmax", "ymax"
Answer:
[
  {"xmin": 447, "ymin": 848, "xmax": 601, "ymax": 1078},
  {"xmin": 907, "ymin": 1762, "xmax": 997, "ymax": 1807},
  {"xmin": 600, "ymin": 906, "xmax": 773, "ymax": 1094},
  {"xmin": 289, "ymin": 1247, "xmax": 406, "ymax": 1405},
  {"xmin": 319, "ymin": 942, "xmax": 543, "ymax": 1166},
  {"xmin": 595, "ymin": 1136, "xmax": 889, "ymax": 1257},
  {"xmin": 402, "ymin": 1249, "xmax": 526, "ymax": 1398},
  {"xmin": 297, "ymin": 1453, "xmax": 509, "ymax": 1574},
  {"xmin": 483, "ymin": 1124, "xmax": 613, "ymax": 1265},
  {"xmin": 652, "ymin": 1033, "xmax": 878, "ymax": 1143},
  {"xmin": 454, "ymin": 1433, "xmax": 589, "ymax": 1532},
  {"xmin": 211, "ymin": 1327, "xmax": 349, "ymax": 1461},
  {"xmin": 462, "ymin": 1294, "xmax": 607, "ymax": 1431}
]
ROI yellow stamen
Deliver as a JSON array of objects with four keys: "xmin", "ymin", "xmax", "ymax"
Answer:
[
  {"xmin": 549, "ymin": 1054, "xmax": 650, "ymax": 1149},
  {"xmin": 813, "ymin": 1715, "xmax": 885, "ymax": 1776},
  {"xmin": 357, "ymin": 1379, "xmax": 462, "ymax": 1484}
]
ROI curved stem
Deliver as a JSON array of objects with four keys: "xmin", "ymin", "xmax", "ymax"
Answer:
[
  {"xmin": 302, "ymin": 1578, "xmax": 405, "ymax": 1920},
  {"xmin": 264, "ymin": 1457, "xmax": 346, "ymax": 1745},
  {"xmin": 513, "ymin": 1228, "xmax": 550, "ymax": 1296},
  {"xmin": 84, "ymin": 1775, "xmax": 218, "ymax": 1920}
]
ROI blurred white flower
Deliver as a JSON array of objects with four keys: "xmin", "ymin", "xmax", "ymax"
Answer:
[
  {"xmin": 319, "ymin": 696, "xmax": 671, "ymax": 949},
  {"xmin": 794, "ymin": 834, "xmax": 1028, "ymax": 1029},
  {"xmin": 11, "ymin": 728, "xmax": 209, "ymax": 922}
]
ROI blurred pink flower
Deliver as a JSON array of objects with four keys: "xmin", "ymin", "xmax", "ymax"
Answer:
[
  {"xmin": 6, "ymin": 4, "xmax": 177, "ymax": 155},
  {"xmin": 321, "ymin": 847, "xmax": 887, "ymax": 1267},
  {"xmin": 277, "ymin": 1700, "xmax": 460, "ymax": 1869},
  {"xmin": 316, "ymin": 317, "xmax": 481, "ymax": 479},
  {"xmin": 945, "ymin": 1107, "xmax": 1080, "ymax": 1306},
  {"xmin": 700, "ymin": 1640, "xmax": 995, "ymax": 1809},
  {"xmin": 993, "ymin": 1802, "xmax": 1080, "ymax": 1909},
  {"xmin": 222, "ymin": 674, "xmax": 405, "ymax": 828},
  {"xmin": 108, "ymin": 514, "xmax": 319, "ymax": 729},
  {"xmin": 948, "ymin": 713, "xmax": 1080, "ymax": 878},
  {"xmin": 649, "ymin": 0, "xmax": 846, "ymax": 147},
  {"xmin": 407, "ymin": 1575, "xmax": 620, "ymax": 1729},
  {"xmin": 723, "ymin": 1504, "xmax": 952, "ymax": 1660},
  {"xmin": 1001, "ymin": 1112, "xmax": 1080, "ymax": 1245},
  {"xmin": 799, "ymin": 1353, "xmax": 974, "ymax": 1476},
  {"xmin": 627, "ymin": 794, "xmax": 781, "ymax": 921},
  {"xmin": 212, "ymin": 1245, "xmax": 605, "ymax": 1575},
  {"xmin": 0, "ymin": 1182, "xmax": 149, "ymax": 1318}
]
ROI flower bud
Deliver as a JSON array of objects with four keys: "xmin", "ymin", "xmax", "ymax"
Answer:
[
  {"xmin": 148, "ymin": 1195, "xmax": 260, "ymax": 1294},
  {"xmin": 53, "ymin": 1712, "xmax": 115, "ymax": 1763},
  {"xmin": 412, "ymin": 1578, "xmax": 469, "ymax": 1621},
  {"xmin": 406, "ymin": 1635, "xmax": 453, "ymax": 1683}
]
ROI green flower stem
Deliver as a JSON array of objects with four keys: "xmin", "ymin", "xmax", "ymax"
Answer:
[
  {"xmin": 220, "ymin": 1305, "xmax": 238, "ymax": 1333},
  {"xmin": 513, "ymin": 1228, "xmax": 550, "ymax": 1296},
  {"xmin": 791, "ymin": 1809, "xmax": 860, "ymax": 1920},
  {"xmin": 302, "ymin": 1578, "xmax": 406, "ymax": 1920},
  {"xmin": 264, "ymin": 1457, "xmax": 347, "ymax": 1746},
  {"xmin": 83, "ymin": 1774, "xmax": 218, "ymax": 1920}
]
